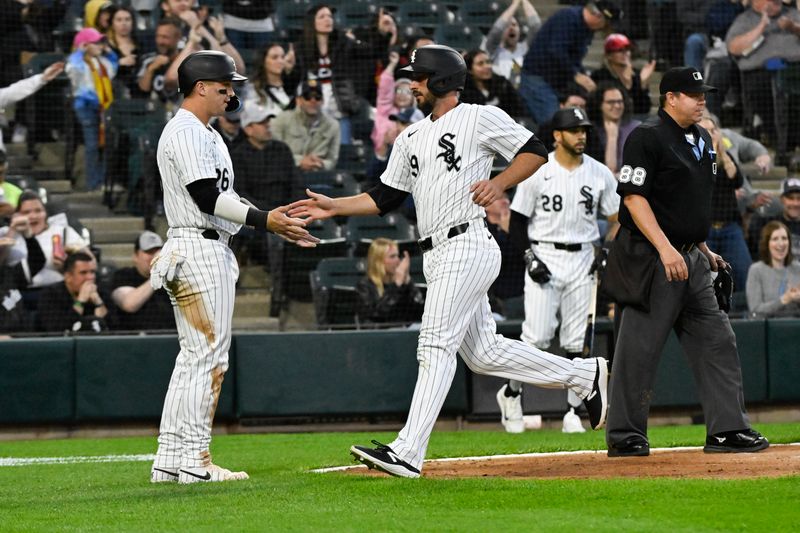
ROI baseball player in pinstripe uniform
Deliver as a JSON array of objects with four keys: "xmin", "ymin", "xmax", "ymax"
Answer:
[
  {"xmin": 149, "ymin": 51, "xmax": 317, "ymax": 484},
  {"xmin": 289, "ymin": 45, "xmax": 610, "ymax": 478},
  {"xmin": 496, "ymin": 108, "xmax": 619, "ymax": 434}
]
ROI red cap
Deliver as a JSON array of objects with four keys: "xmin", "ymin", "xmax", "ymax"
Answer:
[{"xmin": 604, "ymin": 33, "xmax": 631, "ymax": 54}]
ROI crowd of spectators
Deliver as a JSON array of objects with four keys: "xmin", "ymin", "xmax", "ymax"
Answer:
[{"xmin": 2, "ymin": 0, "xmax": 800, "ymax": 335}]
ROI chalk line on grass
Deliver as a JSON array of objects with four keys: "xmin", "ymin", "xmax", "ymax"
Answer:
[{"xmin": 0, "ymin": 454, "xmax": 156, "ymax": 467}]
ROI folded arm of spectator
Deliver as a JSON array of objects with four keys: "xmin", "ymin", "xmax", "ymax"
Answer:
[
  {"xmin": 112, "ymin": 281, "xmax": 155, "ymax": 314},
  {"xmin": 727, "ymin": 10, "xmax": 769, "ymax": 56}
]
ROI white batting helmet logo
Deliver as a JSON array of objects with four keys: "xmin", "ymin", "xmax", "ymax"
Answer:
[{"xmin": 693, "ymin": 71, "xmax": 703, "ymax": 81}]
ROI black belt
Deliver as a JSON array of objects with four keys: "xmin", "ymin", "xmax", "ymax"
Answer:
[
  {"xmin": 531, "ymin": 240, "xmax": 583, "ymax": 252},
  {"xmin": 675, "ymin": 242, "xmax": 696, "ymax": 253},
  {"xmin": 418, "ymin": 220, "xmax": 483, "ymax": 253},
  {"xmin": 202, "ymin": 229, "xmax": 230, "ymax": 247}
]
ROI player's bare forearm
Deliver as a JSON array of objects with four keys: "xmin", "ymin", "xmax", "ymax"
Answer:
[
  {"xmin": 624, "ymin": 194, "xmax": 687, "ymax": 281},
  {"xmin": 471, "ymin": 153, "xmax": 546, "ymax": 207},
  {"xmin": 288, "ymin": 190, "xmax": 379, "ymax": 220},
  {"xmin": 496, "ymin": 152, "xmax": 547, "ymax": 190}
]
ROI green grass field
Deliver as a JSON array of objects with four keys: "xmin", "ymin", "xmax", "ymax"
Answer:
[{"xmin": 1, "ymin": 423, "xmax": 799, "ymax": 532}]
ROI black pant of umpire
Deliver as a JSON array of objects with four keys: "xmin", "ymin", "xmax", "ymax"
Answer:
[{"xmin": 606, "ymin": 248, "xmax": 751, "ymax": 447}]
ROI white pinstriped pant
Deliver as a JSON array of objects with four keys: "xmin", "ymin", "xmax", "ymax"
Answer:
[
  {"xmin": 151, "ymin": 235, "xmax": 239, "ymax": 470},
  {"xmin": 521, "ymin": 245, "xmax": 594, "ymax": 353},
  {"xmin": 389, "ymin": 221, "xmax": 598, "ymax": 470}
]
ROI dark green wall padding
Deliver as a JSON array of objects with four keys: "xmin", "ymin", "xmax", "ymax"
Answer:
[
  {"xmin": 0, "ymin": 338, "xmax": 74, "ymax": 423},
  {"xmin": 0, "ymin": 319, "xmax": 796, "ymax": 425},
  {"xmin": 235, "ymin": 331, "xmax": 467, "ymax": 417},
  {"xmin": 73, "ymin": 336, "xmax": 235, "ymax": 421}
]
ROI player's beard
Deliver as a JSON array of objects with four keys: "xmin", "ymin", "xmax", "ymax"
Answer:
[{"xmin": 563, "ymin": 141, "xmax": 586, "ymax": 157}]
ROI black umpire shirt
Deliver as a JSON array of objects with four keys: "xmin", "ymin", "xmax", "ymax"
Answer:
[{"xmin": 616, "ymin": 108, "xmax": 716, "ymax": 246}]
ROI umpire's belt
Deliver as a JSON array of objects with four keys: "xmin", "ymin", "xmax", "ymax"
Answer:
[
  {"xmin": 531, "ymin": 240, "xmax": 583, "ymax": 252},
  {"xmin": 418, "ymin": 219, "xmax": 486, "ymax": 253},
  {"xmin": 168, "ymin": 227, "xmax": 231, "ymax": 247},
  {"xmin": 674, "ymin": 242, "xmax": 696, "ymax": 254}
]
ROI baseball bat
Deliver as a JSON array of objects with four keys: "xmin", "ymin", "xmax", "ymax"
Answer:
[{"xmin": 582, "ymin": 273, "xmax": 600, "ymax": 357}]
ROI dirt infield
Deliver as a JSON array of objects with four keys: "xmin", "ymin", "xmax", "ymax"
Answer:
[{"xmin": 346, "ymin": 445, "xmax": 800, "ymax": 479}]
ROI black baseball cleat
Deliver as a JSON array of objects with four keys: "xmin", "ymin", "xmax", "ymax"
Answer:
[
  {"xmin": 703, "ymin": 429, "xmax": 769, "ymax": 453},
  {"xmin": 350, "ymin": 440, "xmax": 421, "ymax": 478},
  {"xmin": 608, "ymin": 436, "xmax": 650, "ymax": 457},
  {"xmin": 583, "ymin": 358, "xmax": 609, "ymax": 430}
]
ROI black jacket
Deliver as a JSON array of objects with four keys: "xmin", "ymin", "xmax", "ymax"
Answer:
[{"xmin": 356, "ymin": 277, "xmax": 424, "ymax": 326}]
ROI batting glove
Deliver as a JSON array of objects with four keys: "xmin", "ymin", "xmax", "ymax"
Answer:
[
  {"xmin": 589, "ymin": 246, "xmax": 609, "ymax": 276},
  {"xmin": 524, "ymin": 248, "xmax": 552, "ymax": 284}
]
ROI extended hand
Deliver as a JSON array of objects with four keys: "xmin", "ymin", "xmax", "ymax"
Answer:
[
  {"xmin": 288, "ymin": 189, "xmax": 336, "ymax": 222},
  {"xmin": 43, "ymin": 62, "xmax": 65, "ymax": 82},
  {"xmin": 267, "ymin": 205, "xmax": 319, "ymax": 247},
  {"xmin": 470, "ymin": 179, "xmax": 504, "ymax": 207}
]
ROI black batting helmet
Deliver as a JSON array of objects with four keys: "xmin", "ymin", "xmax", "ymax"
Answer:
[
  {"xmin": 178, "ymin": 51, "xmax": 247, "ymax": 111},
  {"xmin": 398, "ymin": 44, "xmax": 466, "ymax": 97}
]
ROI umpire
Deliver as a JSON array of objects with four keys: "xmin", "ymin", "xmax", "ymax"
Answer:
[{"xmin": 603, "ymin": 67, "xmax": 768, "ymax": 457}]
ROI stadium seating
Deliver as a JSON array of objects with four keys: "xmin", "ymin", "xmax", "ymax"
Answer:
[
  {"xmin": 275, "ymin": 218, "xmax": 350, "ymax": 309},
  {"xmin": 310, "ymin": 256, "xmax": 366, "ymax": 327},
  {"xmin": 456, "ymin": 0, "xmax": 504, "ymax": 34},
  {"xmin": 433, "ymin": 24, "xmax": 484, "ymax": 53},
  {"xmin": 334, "ymin": 2, "xmax": 379, "ymax": 30},
  {"xmin": 395, "ymin": 2, "xmax": 449, "ymax": 34},
  {"xmin": 273, "ymin": 1, "xmax": 311, "ymax": 42},
  {"xmin": 345, "ymin": 213, "xmax": 417, "ymax": 256},
  {"xmin": 300, "ymin": 170, "xmax": 361, "ymax": 198}
]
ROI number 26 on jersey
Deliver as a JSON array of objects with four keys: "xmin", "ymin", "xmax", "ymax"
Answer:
[{"xmin": 618, "ymin": 165, "xmax": 647, "ymax": 186}]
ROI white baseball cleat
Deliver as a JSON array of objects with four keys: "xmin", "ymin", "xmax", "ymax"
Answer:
[
  {"xmin": 178, "ymin": 464, "xmax": 249, "ymax": 484},
  {"xmin": 150, "ymin": 466, "xmax": 179, "ymax": 483},
  {"xmin": 561, "ymin": 407, "xmax": 586, "ymax": 433},
  {"xmin": 496, "ymin": 384, "xmax": 525, "ymax": 434}
]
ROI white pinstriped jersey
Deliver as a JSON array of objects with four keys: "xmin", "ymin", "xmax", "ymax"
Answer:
[
  {"xmin": 511, "ymin": 152, "xmax": 619, "ymax": 243},
  {"xmin": 157, "ymin": 108, "xmax": 242, "ymax": 235},
  {"xmin": 380, "ymin": 104, "xmax": 533, "ymax": 238}
]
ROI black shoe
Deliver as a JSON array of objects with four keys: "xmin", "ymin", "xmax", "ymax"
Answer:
[
  {"xmin": 350, "ymin": 440, "xmax": 421, "ymax": 478},
  {"xmin": 703, "ymin": 429, "xmax": 769, "ymax": 453},
  {"xmin": 583, "ymin": 358, "xmax": 609, "ymax": 430},
  {"xmin": 608, "ymin": 436, "xmax": 650, "ymax": 457}
]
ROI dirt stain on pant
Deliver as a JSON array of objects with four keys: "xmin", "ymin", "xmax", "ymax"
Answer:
[
  {"xmin": 208, "ymin": 366, "xmax": 225, "ymax": 425},
  {"xmin": 166, "ymin": 279, "xmax": 216, "ymax": 345}
]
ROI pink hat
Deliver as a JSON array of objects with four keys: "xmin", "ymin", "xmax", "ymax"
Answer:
[{"xmin": 73, "ymin": 28, "xmax": 105, "ymax": 49}]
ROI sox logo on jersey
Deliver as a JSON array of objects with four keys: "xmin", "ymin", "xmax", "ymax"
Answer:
[{"xmin": 436, "ymin": 133, "xmax": 462, "ymax": 171}]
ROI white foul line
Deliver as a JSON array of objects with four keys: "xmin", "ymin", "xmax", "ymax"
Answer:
[
  {"xmin": 310, "ymin": 443, "xmax": 800, "ymax": 474},
  {"xmin": 0, "ymin": 454, "xmax": 156, "ymax": 467}
]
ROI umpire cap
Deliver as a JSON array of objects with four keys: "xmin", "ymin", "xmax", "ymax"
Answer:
[
  {"xmin": 178, "ymin": 51, "xmax": 247, "ymax": 96},
  {"xmin": 552, "ymin": 107, "xmax": 593, "ymax": 130},
  {"xmin": 398, "ymin": 44, "xmax": 467, "ymax": 97},
  {"xmin": 659, "ymin": 67, "xmax": 717, "ymax": 95}
]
